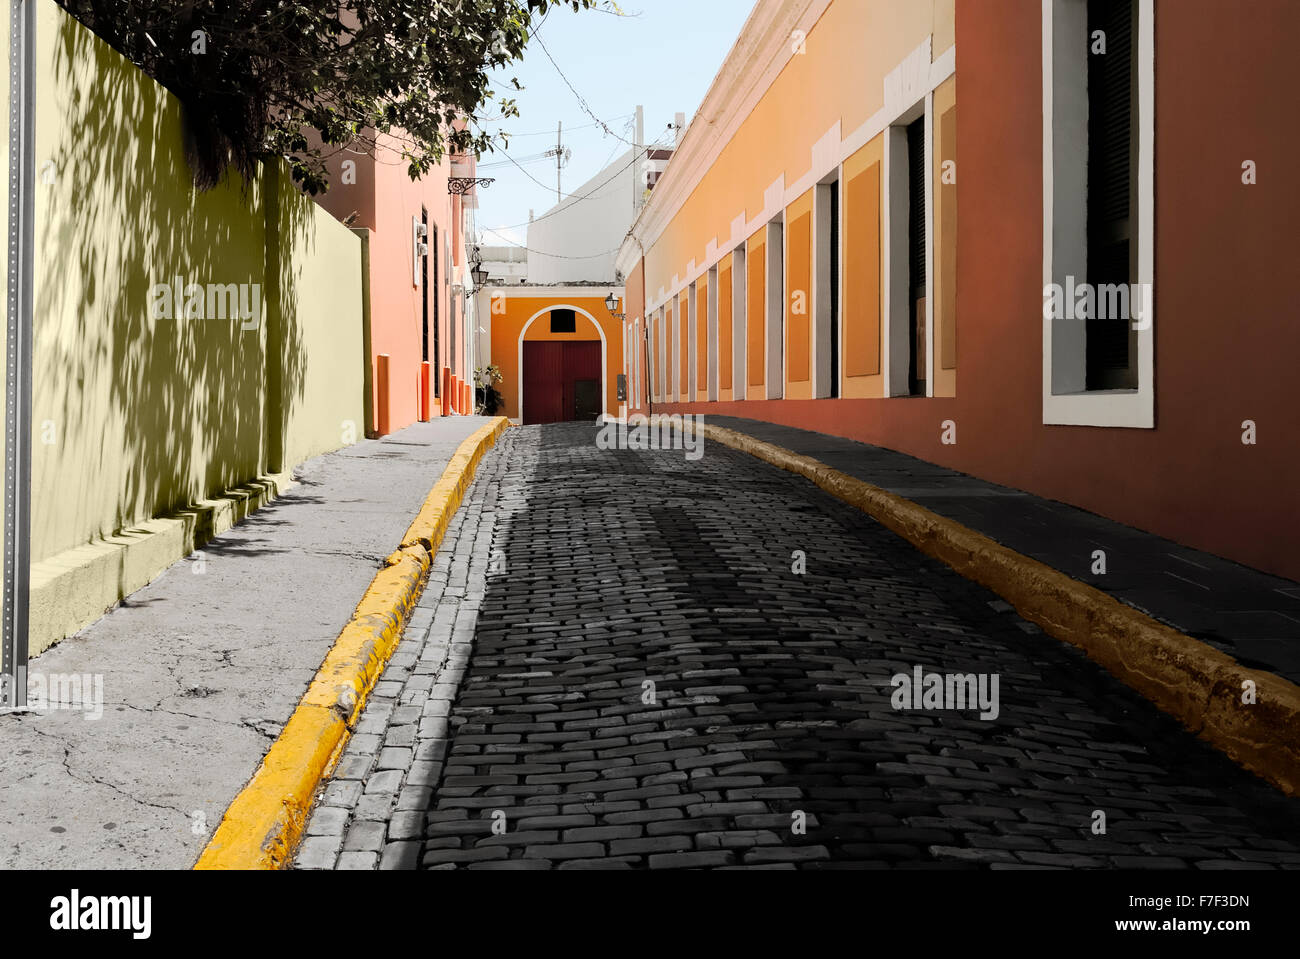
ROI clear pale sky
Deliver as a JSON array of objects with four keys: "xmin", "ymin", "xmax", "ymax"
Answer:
[{"xmin": 473, "ymin": 0, "xmax": 756, "ymax": 250}]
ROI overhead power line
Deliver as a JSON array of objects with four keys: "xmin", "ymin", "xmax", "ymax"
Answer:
[
  {"xmin": 498, "ymin": 115, "xmax": 635, "ymax": 139},
  {"xmin": 481, "ymin": 132, "xmax": 674, "ymax": 233},
  {"xmin": 532, "ymin": 29, "xmax": 638, "ymax": 147}
]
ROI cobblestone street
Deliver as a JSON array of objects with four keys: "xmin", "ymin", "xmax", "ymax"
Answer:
[{"xmin": 299, "ymin": 423, "xmax": 1300, "ymax": 871}]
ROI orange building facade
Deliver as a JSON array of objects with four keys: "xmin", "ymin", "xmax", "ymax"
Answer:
[
  {"xmin": 484, "ymin": 288, "xmax": 627, "ymax": 426},
  {"xmin": 618, "ymin": 0, "xmax": 1300, "ymax": 582}
]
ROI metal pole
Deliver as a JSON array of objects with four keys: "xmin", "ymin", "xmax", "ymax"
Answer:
[
  {"xmin": 2, "ymin": 0, "xmax": 34, "ymax": 709},
  {"xmin": 555, "ymin": 121, "xmax": 562, "ymax": 202}
]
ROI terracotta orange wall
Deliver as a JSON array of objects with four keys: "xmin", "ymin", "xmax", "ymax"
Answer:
[
  {"xmin": 649, "ymin": 0, "xmax": 1300, "ymax": 583},
  {"xmin": 489, "ymin": 296, "xmax": 626, "ymax": 421}
]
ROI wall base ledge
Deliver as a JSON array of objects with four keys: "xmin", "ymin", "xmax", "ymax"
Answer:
[{"xmin": 28, "ymin": 471, "xmax": 295, "ymax": 657}]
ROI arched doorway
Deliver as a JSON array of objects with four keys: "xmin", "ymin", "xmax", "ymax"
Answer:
[{"xmin": 517, "ymin": 305, "xmax": 608, "ymax": 425}]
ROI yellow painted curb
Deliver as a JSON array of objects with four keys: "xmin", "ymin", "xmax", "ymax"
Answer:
[
  {"xmin": 671, "ymin": 417, "xmax": 1300, "ymax": 797},
  {"xmin": 195, "ymin": 417, "xmax": 510, "ymax": 870}
]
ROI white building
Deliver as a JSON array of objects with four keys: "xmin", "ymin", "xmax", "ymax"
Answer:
[
  {"xmin": 525, "ymin": 147, "xmax": 640, "ymax": 285},
  {"xmin": 480, "ymin": 245, "xmax": 528, "ymax": 285},
  {"xmin": 524, "ymin": 108, "xmax": 681, "ymax": 285}
]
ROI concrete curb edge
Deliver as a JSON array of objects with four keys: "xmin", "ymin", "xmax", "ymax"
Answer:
[
  {"xmin": 677, "ymin": 417, "xmax": 1300, "ymax": 797},
  {"xmin": 194, "ymin": 417, "xmax": 510, "ymax": 869}
]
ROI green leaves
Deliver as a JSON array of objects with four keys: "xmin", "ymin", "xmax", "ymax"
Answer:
[{"xmin": 55, "ymin": 0, "xmax": 595, "ymax": 192}]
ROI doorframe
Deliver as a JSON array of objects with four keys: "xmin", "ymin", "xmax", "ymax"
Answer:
[{"xmin": 517, "ymin": 304, "xmax": 609, "ymax": 423}]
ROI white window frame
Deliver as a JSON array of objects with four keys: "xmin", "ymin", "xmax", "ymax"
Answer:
[
  {"xmin": 706, "ymin": 267, "xmax": 719, "ymax": 401},
  {"xmin": 812, "ymin": 169, "xmax": 845, "ymax": 399},
  {"xmin": 686, "ymin": 282, "xmax": 697, "ymax": 400},
  {"xmin": 1042, "ymin": 0, "xmax": 1155, "ymax": 429},
  {"xmin": 732, "ymin": 244, "xmax": 747, "ymax": 396},
  {"xmin": 766, "ymin": 218, "xmax": 784, "ymax": 400},
  {"xmin": 670, "ymin": 302, "xmax": 680, "ymax": 401},
  {"xmin": 653, "ymin": 309, "xmax": 663, "ymax": 403},
  {"xmin": 882, "ymin": 98, "xmax": 930, "ymax": 399}
]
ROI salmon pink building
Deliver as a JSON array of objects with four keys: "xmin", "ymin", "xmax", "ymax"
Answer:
[
  {"xmin": 618, "ymin": 0, "xmax": 1300, "ymax": 583},
  {"xmin": 312, "ymin": 133, "xmax": 482, "ymax": 435}
]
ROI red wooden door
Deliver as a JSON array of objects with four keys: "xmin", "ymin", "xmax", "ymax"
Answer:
[
  {"xmin": 523, "ymin": 342, "xmax": 564, "ymax": 425},
  {"xmin": 562, "ymin": 342, "xmax": 602, "ymax": 421},
  {"xmin": 522, "ymin": 340, "xmax": 602, "ymax": 425}
]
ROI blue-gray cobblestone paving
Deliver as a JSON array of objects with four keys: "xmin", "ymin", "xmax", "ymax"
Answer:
[{"xmin": 298, "ymin": 423, "xmax": 1300, "ymax": 871}]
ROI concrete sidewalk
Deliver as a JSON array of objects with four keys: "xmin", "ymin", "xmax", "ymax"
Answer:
[
  {"xmin": 706, "ymin": 416, "xmax": 1300, "ymax": 686},
  {"xmin": 0, "ymin": 417, "xmax": 490, "ymax": 869}
]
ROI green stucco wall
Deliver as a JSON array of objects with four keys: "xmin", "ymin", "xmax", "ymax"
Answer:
[{"xmin": 29, "ymin": 0, "xmax": 363, "ymax": 567}]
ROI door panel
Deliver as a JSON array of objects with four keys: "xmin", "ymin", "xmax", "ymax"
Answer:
[
  {"xmin": 523, "ymin": 341, "xmax": 564, "ymax": 425},
  {"xmin": 522, "ymin": 340, "xmax": 602, "ymax": 425},
  {"xmin": 573, "ymin": 380, "xmax": 601, "ymax": 421}
]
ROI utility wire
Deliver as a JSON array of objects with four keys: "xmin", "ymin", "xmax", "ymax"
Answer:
[
  {"xmin": 496, "ymin": 114, "xmax": 635, "ymax": 139},
  {"xmin": 532, "ymin": 28, "xmax": 638, "ymax": 147},
  {"xmin": 487, "ymin": 130, "xmax": 671, "ymax": 214}
]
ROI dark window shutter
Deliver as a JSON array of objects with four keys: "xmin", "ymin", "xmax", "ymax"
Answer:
[
  {"xmin": 431, "ymin": 225, "xmax": 440, "ymax": 394},
  {"xmin": 829, "ymin": 180, "xmax": 840, "ymax": 399},
  {"xmin": 1088, "ymin": 0, "xmax": 1132, "ymax": 233},
  {"xmin": 907, "ymin": 117, "xmax": 926, "ymax": 298},
  {"xmin": 1086, "ymin": 0, "xmax": 1137, "ymax": 390}
]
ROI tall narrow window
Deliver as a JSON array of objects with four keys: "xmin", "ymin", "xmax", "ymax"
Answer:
[
  {"xmin": 766, "ymin": 221, "xmax": 784, "ymax": 399},
  {"xmin": 449, "ymin": 289, "xmax": 458, "ymax": 376},
  {"xmin": 421, "ymin": 209, "xmax": 430, "ymax": 363},
  {"xmin": 1043, "ymin": 0, "xmax": 1153, "ymax": 428},
  {"xmin": 1086, "ymin": 0, "xmax": 1137, "ymax": 390},
  {"xmin": 906, "ymin": 117, "xmax": 927, "ymax": 396},
  {"xmin": 446, "ymin": 239, "xmax": 454, "ymax": 375},
  {"xmin": 829, "ymin": 180, "xmax": 841, "ymax": 399},
  {"xmin": 431, "ymin": 225, "xmax": 440, "ymax": 396}
]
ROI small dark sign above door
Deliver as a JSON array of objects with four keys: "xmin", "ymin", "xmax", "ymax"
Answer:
[{"xmin": 550, "ymin": 309, "xmax": 577, "ymax": 334}]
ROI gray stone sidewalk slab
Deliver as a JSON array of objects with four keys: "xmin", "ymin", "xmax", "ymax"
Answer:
[
  {"xmin": 705, "ymin": 416, "xmax": 1300, "ymax": 685},
  {"xmin": 0, "ymin": 416, "xmax": 491, "ymax": 869}
]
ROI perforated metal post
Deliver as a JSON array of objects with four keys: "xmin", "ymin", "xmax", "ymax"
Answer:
[{"xmin": 2, "ymin": 0, "xmax": 34, "ymax": 708}]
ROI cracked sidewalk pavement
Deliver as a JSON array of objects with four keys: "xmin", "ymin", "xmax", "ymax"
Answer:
[{"xmin": 0, "ymin": 417, "xmax": 491, "ymax": 869}]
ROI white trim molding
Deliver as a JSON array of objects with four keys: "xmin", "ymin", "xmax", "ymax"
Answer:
[
  {"xmin": 766, "ymin": 218, "xmax": 785, "ymax": 400},
  {"xmin": 1042, "ymin": 0, "xmax": 1155, "ymax": 429},
  {"xmin": 488, "ymin": 285, "xmax": 624, "ymax": 301},
  {"xmin": 687, "ymin": 280, "xmax": 698, "ymax": 398},
  {"xmin": 732, "ymin": 244, "xmax": 748, "ymax": 395},
  {"xmin": 883, "ymin": 123, "xmax": 910, "ymax": 397}
]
